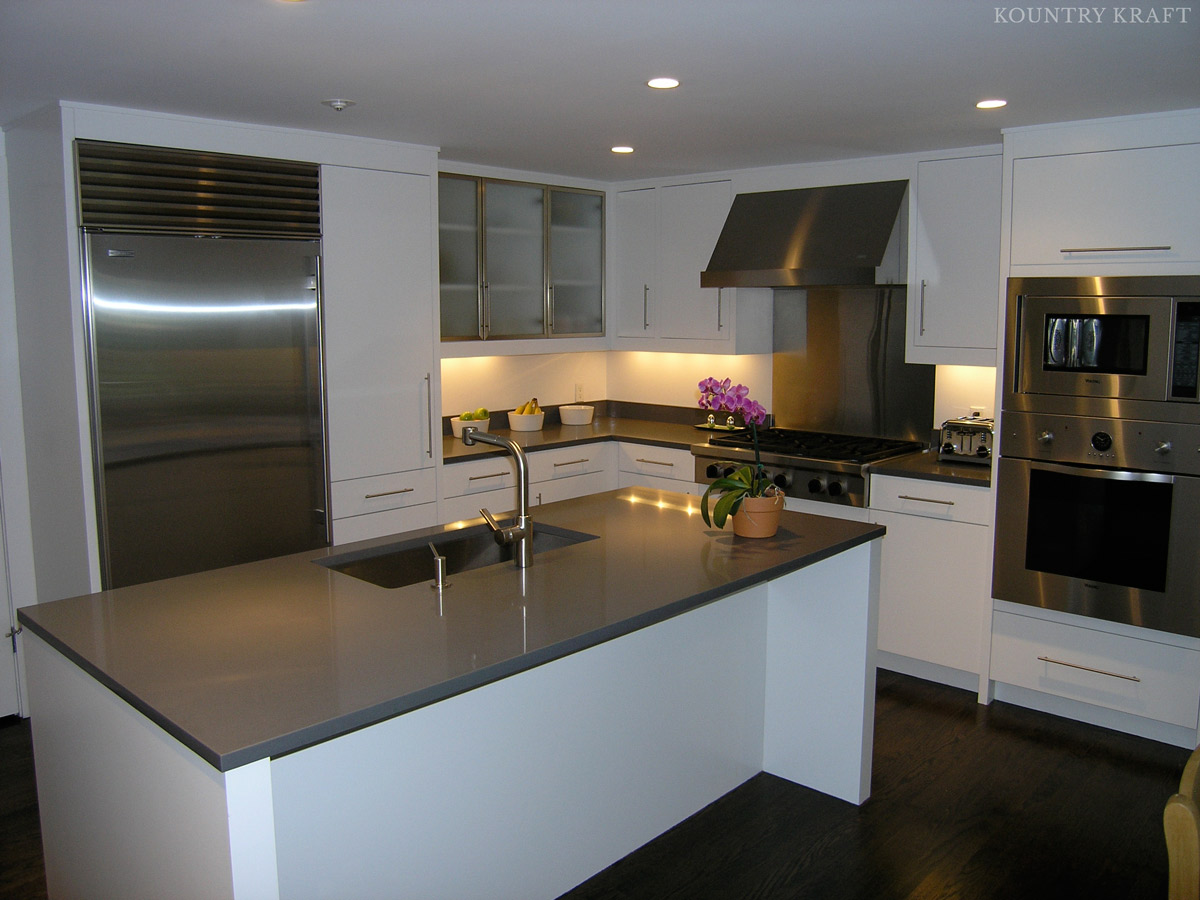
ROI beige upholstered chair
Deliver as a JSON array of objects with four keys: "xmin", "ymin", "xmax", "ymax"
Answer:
[{"xmin": 1165, "ymin": 746, "xmax": 1200, "ymax": 900}]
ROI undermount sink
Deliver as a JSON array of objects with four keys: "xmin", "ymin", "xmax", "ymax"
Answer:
[{"xmin": 316, "ymin": 522, "xmax": 597, "ymax": 589}]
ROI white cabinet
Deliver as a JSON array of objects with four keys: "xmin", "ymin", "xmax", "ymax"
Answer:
[
  {"xmin": 907, "ymin": 154, "xmax": 1002, "ymax": 366},
  {"xmin": 321, "ymin": 165, "xmax": 438, "ymax": 542},
  {"xmin": 613, "ymin": 181, "xmax": 770, "ymax": 353},
  {"xmin": 1010, "ymin": 143, "xmax": 1200, "ymax": 272},
  {"xmin": 869, "ymin": 475, "xmax": 993, "ymax": 686},
  {"xmin": 990, "ymin": 607, "xmax": 1200, "ymax": 732},
  {"xmin": 440, "ymin": 443, "xmax": 616, "ymax": 523},
  {"xmin": 616, "ymin": 443, "xmax": 700, "ymax": 493}
]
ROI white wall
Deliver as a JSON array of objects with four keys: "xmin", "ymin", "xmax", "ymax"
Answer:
[{"xmin": 933, "ymin": 365, "xmax": 997, "ymax": 426}]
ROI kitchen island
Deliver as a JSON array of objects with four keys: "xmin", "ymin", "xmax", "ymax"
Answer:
[{"xmin": 19, "ymin": 487, "xmax": 883, "ymax": 900}]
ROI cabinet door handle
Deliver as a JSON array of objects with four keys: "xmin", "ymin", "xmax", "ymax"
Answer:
[
  {"xmin": 636, "ymin": 458, "xmax": 675, "ymax": 467},
  {"xmin": 424, "ymin": 372, "xmax": 433, "ymax": 458},
  {"xmin": 553, "ymin": 458, "xmax": 591, "ymax": 467},
  {"xmin": 364, "ymin": 487, "xmax": 414, "ymax": 499},
  {"xmin": 643, "ymin": 284, "xmax": 650, "ymax": 330},
  {"xmin": 1059, "ymin": 245, "xmax": 1172, "ymax": 253},
  {"xmin": 897, "ymin": 494, "xmax": 954, "ymax": 506},
  {"xmin": 918, "ymin": 279, "xmax": 927, "ymax": 336},
  {"xmin": 468, "ymin": 471, "xmax": 509, "ymax": 481},
  {"xmin": 1037, "ymin": 655, "xmax": 1141, "ymax": 682},
  {"xmin": 717, "ymin": 287, "xmax": 724, "ymax": 331},
  {"xmin": 547, "ymin": 283, "xmax": 555, "ymax": 333},
  {"xmin": 481, "ymin": 281, "xmax": 491, "ymax": 339}
]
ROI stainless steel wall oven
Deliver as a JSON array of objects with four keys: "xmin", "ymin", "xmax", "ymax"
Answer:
[{"xmin": 993, "ymin": 275, "xmax": 1200, "ymax": 637}]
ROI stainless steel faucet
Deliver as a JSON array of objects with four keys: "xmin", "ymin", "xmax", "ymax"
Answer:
[{"xmin": 461, "ymin": 426, "xmax": 533, "ymax": 567}]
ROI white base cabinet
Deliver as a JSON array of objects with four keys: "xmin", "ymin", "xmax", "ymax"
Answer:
[
  {"xmin": 868, "ymin": 474, "xmax": 993, "ymax": 685},
  {"xmin": 440, "ymin": 443, "xmax": 616, "ymax": 523},
  {"xmin": 616, "ymin": 443, "xmax": 700, "ymax": 494},
  {"xmin": 989, "ymin": 605, "xmax": 1200, "ymax": 748}
]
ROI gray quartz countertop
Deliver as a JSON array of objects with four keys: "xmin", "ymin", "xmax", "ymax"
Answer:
[
  {"xmin": 868, "ymin": 448, "xmax": 992, "ymax": 487},
  {"xmin": 19, "ymin": 488, "xmax": 884, "ymax": 772},
  {"xmin": 443, "ymin": 416, "xmax": 701, "ymax": 462}
]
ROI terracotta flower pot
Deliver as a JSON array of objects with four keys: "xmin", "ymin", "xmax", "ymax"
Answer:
[{"xmin": 731, "ymin": 492, "xmax": 784, "ymax": 538}]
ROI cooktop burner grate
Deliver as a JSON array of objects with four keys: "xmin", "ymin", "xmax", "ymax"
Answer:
[{"xmin": 707, "ymin": 428, "xmax": 922, "ymax": 463}]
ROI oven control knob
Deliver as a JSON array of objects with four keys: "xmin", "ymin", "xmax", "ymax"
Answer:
[
  {"xmin": 1155, "ymin": 440, "xmax": 1173, "ymax": 455},
  {"xmin": 827, "ymin": 480, "xmax": 845, "ymax": 498},
  {"xmin": 1091, "ymin": 432, "xmax": 1113, "ymax": 452},
  {"xmin": 807, "ymin": 477, "xmax": 825, "ymax": 494},
  {"xmin": 1037, "ymin": 430, "xmax": 1055, "ymax": 444},
  {"xmin": 705, "ymin": 463, "xmax": 721, "ymax": 478},
  {"xmin": 772, "ymin": 472, "xmax": 792, "ymax": 489}
]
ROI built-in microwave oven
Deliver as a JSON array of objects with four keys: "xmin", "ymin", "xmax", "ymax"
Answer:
[{"xmin": 1005, "ymin": 276, "xmax": 1200, "ymax": 423}]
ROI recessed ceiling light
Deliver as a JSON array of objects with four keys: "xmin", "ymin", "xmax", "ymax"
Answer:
[
  {"xmin": 611, "ymin": 146, "xmax": 634, "ymax": 154},
  {"xmin": 321, "ymin": 99, "xmax": 356, "ymax": 112},
  {"xmin": 647, "ymin": 77, "xmax": 680, "ymax": 90},
  {"xmin": 976, "ymin": 98, "xmax": 1007, "ymax": 109}
]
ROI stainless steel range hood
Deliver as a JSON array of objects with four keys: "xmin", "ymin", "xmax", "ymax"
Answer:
[{"xmin": 701, "ymin": 180, "xmax": 908, "ymax": 288}]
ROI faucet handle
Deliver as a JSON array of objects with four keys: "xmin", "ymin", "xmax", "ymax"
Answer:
[{"xmin": 479, "ymin": 507, "xmax": 502, "ymax": 532}]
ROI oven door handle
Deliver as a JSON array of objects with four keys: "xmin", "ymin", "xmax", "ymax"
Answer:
[{"xmin": 1023, "ymin": 458, "xmax": 1177, "ymax": 485}]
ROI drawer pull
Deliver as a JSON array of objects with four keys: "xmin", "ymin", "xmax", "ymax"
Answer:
[
  {"xmin": 636, "ymin": 458, "xmax": 675, "ymax": 467},
  {"xmin": 897, "ymin": 494, "xmax": 954, "ymax": 506},
  {"xmin": 1037, "ymin": 655, "xmax": 1141, "ymax": 683},
  {"xmin": 364, "ymin": 487, "xmax": 414, "ymax": 499},
  {"xmin": 468, "ymin": 471, "xmax": 508, "ymax": 482},
  {"xmin": 1059, "ymin": 245, "xmax": 1172, "ymax": 254},
  {"xmin": 553, "ymin": 458, "xmax": 591, "ymax": 468}
]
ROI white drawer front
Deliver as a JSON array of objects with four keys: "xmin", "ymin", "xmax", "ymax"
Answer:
[
  {"xmin": 617, "ymin": 443, "xmax": 694, "ymax": 483},
  {"xmin": 332, "ymin": 503, "xmax": 436, "ymax": 545},
  {"xmin": 618, "ymin": 471, "xmax": 701, "ymax": 495},
  {"xmin": 990, "ymin": 609, "xmax": 1200, "ymax": 729},
  {"xmin": 440, "ymin": 486, "xmax": 517, "ymax": 524},
  {"xmin": 442, "ymin": 455, "xmax": 517, "ymax": 498},
  {"xmin": 331, "ymin": 469, "xmax": 436, "ymax": 520},
  {"xmin": 869, "ymin": 474, "xmax": 992, "ymax": 525},
  {"xmin": 528, "ymin": 443, "xmax": 615, "ymax": 483}
]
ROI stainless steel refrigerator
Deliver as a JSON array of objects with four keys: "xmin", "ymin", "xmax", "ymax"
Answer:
[{"xmin": 83, "ymin": 232, "xmax": 328, "ymax": 589}]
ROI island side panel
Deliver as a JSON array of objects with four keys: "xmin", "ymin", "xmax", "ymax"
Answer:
[
  {"xmin": 763, "ymin": 539, "xmax": 881, "ymax": 804},
  {"xmin": 269, "ymin": 585, "xmax": 770, "ymax": 900},
  {"xmin": 24, "ymin": 633, "xmax": 280, "ymax": 900}
]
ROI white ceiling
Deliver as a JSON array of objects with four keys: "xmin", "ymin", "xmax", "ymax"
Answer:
[{"xmin": 2, "ymin": 0, "xmax": 1197, "ymax": 181}]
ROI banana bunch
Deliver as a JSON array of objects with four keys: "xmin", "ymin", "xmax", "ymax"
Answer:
[{"xmin": 514, "ymin": 397, "xmax": 542, "ymax": 415}]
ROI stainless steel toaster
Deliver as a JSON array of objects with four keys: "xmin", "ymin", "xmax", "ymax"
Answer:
[{"xmin": 938, "ymin": 415, "xmax": 994, "ymax": 464}]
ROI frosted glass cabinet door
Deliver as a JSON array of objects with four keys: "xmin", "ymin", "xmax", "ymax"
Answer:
[
  {"xmin": 485, "ymin": 180, "xmax": 546, "ymax": 338},
  {"xmin": 438, "ymin": 174, "xmax": 481, "ymax": 339},
  {"xmin": 549, "ymin": 188, "xmax": 604, "ymax": 335}
]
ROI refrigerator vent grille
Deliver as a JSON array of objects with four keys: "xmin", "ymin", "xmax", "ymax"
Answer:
[{"xmin": 76, "ymin": 140, "xmax": 321, "ymax": 237}]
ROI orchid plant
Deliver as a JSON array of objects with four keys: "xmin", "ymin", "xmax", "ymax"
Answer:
[{"xmin": 697, "ymin": 377, "xmax": 780, "ymax": 528}]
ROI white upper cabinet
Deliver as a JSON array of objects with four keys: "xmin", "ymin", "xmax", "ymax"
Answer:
[
  {"xmin": 907, "ymin": 154, "xmax": 1002, "ymax": 367},
  {"xmin": 322, "ymin": 165, "xmax": 437, "ymax": 485},
  {"xmin": 1009, "ymin": 143, "xmax": 1200, "ymax": 272},
  {"xmin": 658, "ymin": 180, "xmax": 732, "ymax": 341},
  {"xmin": 612, "ymin": 180, "xmax": 770, "ymax": 353}
]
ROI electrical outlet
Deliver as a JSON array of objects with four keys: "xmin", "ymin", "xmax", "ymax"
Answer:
[{"xmin": 574, "ymin": 383, "xmax": 583, "ymax": 402}]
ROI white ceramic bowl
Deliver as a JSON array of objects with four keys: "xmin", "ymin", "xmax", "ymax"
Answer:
[
  {"xmin": 450, "ymin": 417, "xmax": 488, "ymax": 438},
  {"xmin": 559, "ymin": 404, "xmax": 594, "ymax": 426},
  {"xmin": 507, "ymin": 411, "xmax": 544, "ymax": 432}
]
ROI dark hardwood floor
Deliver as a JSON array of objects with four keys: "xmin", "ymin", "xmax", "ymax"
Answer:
[{"xmin": 0, "ymin": 671, "xmax": 1189, "ymax": 900}]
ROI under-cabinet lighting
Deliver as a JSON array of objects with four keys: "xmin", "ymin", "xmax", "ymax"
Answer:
[
  {"xmin": 611, "ymin": 145, "xmax": 634, "ymax": 154},
  {"xmin": 976, "ymin": 98, "xmax": 1007, "ymax": 109},
  {"xmin": 647, "ymin": 77, "xmax": 680, "ymax": 90}
]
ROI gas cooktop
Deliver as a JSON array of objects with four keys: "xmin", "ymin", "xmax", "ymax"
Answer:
[{"xmin": 706, "ymin": 428, "xmax": 922, "ymax": 464}]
